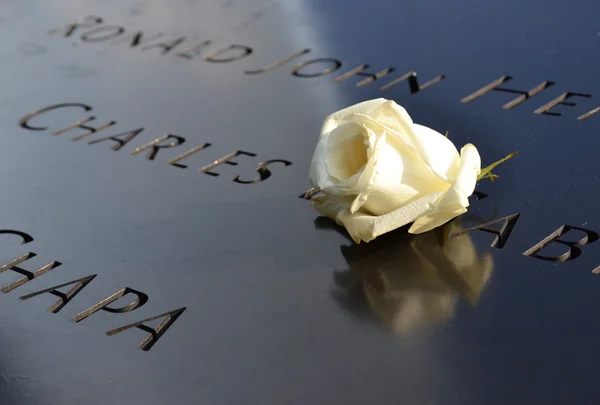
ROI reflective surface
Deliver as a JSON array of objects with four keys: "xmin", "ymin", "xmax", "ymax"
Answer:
[{"xmin": 1, "ymin": 0, "xmax": 600, "ymax": 404}]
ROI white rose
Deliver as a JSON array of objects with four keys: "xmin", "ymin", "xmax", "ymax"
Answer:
[{"xmin": 309, "ymin": 98, "xmax": 481, "ymax": 243}]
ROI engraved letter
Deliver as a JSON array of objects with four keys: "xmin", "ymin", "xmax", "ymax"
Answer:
[
  {"xmin": 168, "ymin": 143, "xmax": 211, "ymax": 169},
  {"xmin": 200, "ymin": 150, "xmax": 256, "ymax": 176},
  {"xmin": 0, "ymin": 253, "xmax": 62, "ymax": 293},
  {"xmin": 52, "ymin": 116, "xmax": 117, "ymax": 140},
  {"xmin": 141, "ymin": 36, "xmax": 187, "ymax": 54},
  {"xmin": 106, "ymin": 307, "xmax": 186, "ymax": 351},
  {"xmin": 298, "ymin": 187, "xmax": 321, "ymax": 200},
  {"xmin": 334, "ymin": 64, "xmax": 395, "ymax": 87},
  {"xmin": 204, "ymin": 45, "xmax": 253, "ymax": 63},
  {"xmin": 233, "ymin": 159, "xmax": 293, "ymax": 184},
  {"xmin": 88, "ymin": 128, "xmax": 144, "ymax": 151},
  {"xmin": 130, "ymin": 134, "xmax": 186, "ymax": 160},
  {"xmin": 245, "ymin": 49, "xmax": 311, "ymax": 74},
  {"xmin": 81, "ymin": 25, "xmax": 126, "ymax": 42},
  {"xmin": 461, "ymin": 76, "xmax": 554, "ymax": 109},
  {"xmin": 20, "ymin": 103, "xmax": 93, "ymax": 131},
  {"xmin": 20, "ymin": 275, "xmax": 97, "ymax": 313},
  {"xmin": 471, "ymin": 190, "xmax": 489, "ymax": 201},
  {"xmin": 380, "ymin": 71, "xmax": 445, "ymax": 93},
  {"xmin": 291, "ymin": 58, "xmax": 342, "ymax": 78},
  {"xmin": 523, "ymin": 225, "xmax": 599, "ymax": 262},
  {"xmin": 451, "ymin": 213, "xmax": 520, "ymax": 249},
  {"xmin": 110, "ymin": 31, "xmax": 164, "ymax": 47},
  {"xmin": 47, "ymin": 16, "xmax": 103, "ymax": 37},
  {"xmin": 71, "ymin": 287, "xmax": 149, "ymax": 322},
  {"xmin": 534, "ymin": 92, "xmax": 591, "ymax": 117},
  {"xmin": 578, "ymin": 105, "xmax": 600, "ymax": 121},
  {"xmin": 0, "ymin": 229, "xmax": 34, "ymax": 244},
  {"xmin": 176, "ymin": 40, "xmax": 212, "ymax": 59}
]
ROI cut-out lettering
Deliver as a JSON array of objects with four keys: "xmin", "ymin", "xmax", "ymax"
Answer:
[
  {"xmin": 461, "ymin": 76, "xmax": 554, "ymax": 109},
  {"xmin": 88, "ymin": 128, "xmax": 144, "ymax": 151},
  {"xmin": 472, "ymin": 190, "xmax": 488, "ymax": 201},
  {"xmin": 20, "ymin": 275, "xmax": 97, "ymax": 313},
  {"xmin": 52, "ymin": 116, "xmax": 93, "ymax": 136},
  {"xmin": 52, "ymin": 117, "xmax": 116, "ymax": 140},
  {"xmin": 141, "ymin": 36, "xmax": 186, "ymax": 54},
  {"xmin": 81, "ymin": 25, "xmax": 126, "ymax": 42},
  {"xmin": 298, "ymin": 187, "xmax": 321, "ymax": 200},
  {"xmin": 106, "ymin": 307, "xmax": 186, "ymax": 351},
  {"xmin": 0, "ymin": 229, "xmax": 34, "ymax": 245},
  {"xmin": 578, "ymin": 105, "xmax": 600, "ymax": 121},
  {"xmin": 168, "ymin": 143, "xmax": 211, "ymax": 169},
  {"xmin": 71, "ymin": 287, "xmax": 149, "ymax": 322},
  {"xmin": 47, "ymin": 16, "xmax": 103, "ymax": 37},
  {"xmin": 291, "ymin": 58, "xmax": 343, "ymax": 78},
  {"xmin": 523, "ymin": 225, "xmax": 599, "ymax": 262},
  {"xmin": 334, "ymin": 64, "xmax": 395, "ymax": 87},
  {"xmin": 245, "ymin": 49, "xmax": 311, "ymax": 74},
  {"xmin": 380, "ymin": 71, "xmax": 445, "ymax": 93},
  {"xmin": 534, "ymin": 92, "xmax": 591, "ymax": 117},
  {"xmin": 200, "ymin": 150, "xmax": 256, "ymax": 176},
  {"xmin": 0, "ymin": 253, "xmax": 62, "ymax": 293},
  {"xmin": 451, "ymin": 213, "xmax": 520, "ymax": 249},
  {"xmin": 130, "ymin": 134, "xmax": 186, "ymax": 160},
  {"xmin": 204, "ymin": 45, "xmax": 253, "ymax": 63},
  {"xmin": 110, "ymin": 31, "xmax": 164, "ymax": 47},
  {"xmin": 176, "ymin": 40, "xmax": 212, "ymax": 59},
  {"xmin": 233, "ymin": 159, "xmax": 293, "ymax": 183},
  {"xmin": 20, "ymin": 103, "xmax": 93, "ymax": 131}
]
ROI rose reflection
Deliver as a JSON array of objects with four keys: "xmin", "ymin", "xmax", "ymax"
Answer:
[{"xmin": 318, "ymin": 218, "xmax": 493, "ymax": 335}]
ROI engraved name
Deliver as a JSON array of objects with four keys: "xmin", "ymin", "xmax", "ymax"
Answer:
[
  {"xmin": 47, "ymin": 16, "xmax": 600, "ymax": 121},
  {"xmin": 0, "ymin": 229, "xmax": 185, "ymax": 351},
  {"xmin": 20, "ymin": 103, "xmax": 293, "ymax": 183}
]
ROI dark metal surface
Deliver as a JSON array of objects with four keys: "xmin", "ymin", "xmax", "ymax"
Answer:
[{"xmin": 1, "ymin": 0, "xmax": 600, "ymax": 404}]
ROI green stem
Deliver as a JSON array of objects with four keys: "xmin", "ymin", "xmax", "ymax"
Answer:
[{"xmin": 477, "ymin": 151, "xmax": 518, "ymax": 182}]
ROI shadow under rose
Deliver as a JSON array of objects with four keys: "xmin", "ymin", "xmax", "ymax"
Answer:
[{"xmin": 316, "ymin": 217, "xmax": 493, "ymax": 335}]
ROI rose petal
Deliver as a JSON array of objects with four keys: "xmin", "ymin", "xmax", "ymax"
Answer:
[
  {"xmin": 311, "ymin": 99, "xmax": 388, "ymax": 189},
  {"xmin": 339, "ymin": 191, "xmax": 443, "ymax": 243},
  {"xmin": 408, "ymin": 144, "xmax": 481, "ymax": 234},
  {"xmin": 407, "ymin": 207, "xmax": 468, "ymax": 235},
  {"xmin": 411, "ymin": 124, "xmax": 461, "ymax": 181},
  {"xmin": 359, "ymin": 141, "xmax": 417, "ymax": 215},
  {"xmin": 347, "ymin": 112, "xmax": 416, "ymax": 152},
  {"xmin": 310, "ymin": 194, "xmax": 347, "ymax": 222},
  {"xmin": 346, "ymin": 108, "xmax": 454, "ymax": 189},
  {"xmin": 348, "ymin": 127, "xmax": 386, "ymax": 213},
  {"xmin": 360, "ymin": 135, "xmax": 452, "ymax": 216},
  {"xmin": 453, "ymin": 144, "xmax": 481, "ymax": 195},
  {"xmin": 368, "ymin": 100, "xmax": 416, "ymax": 146},
  {"xmin": 320, "ymin": 98, "xmax": 388, "ymax": 135},
  {"xmin": 324, "ymin": 122, "xmax": 367, "ymax": 181},
  {"xmin": 309, "ymin": 135, "xmax": 331, "ymax": 189}
]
